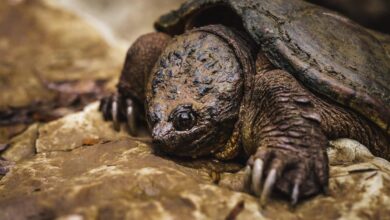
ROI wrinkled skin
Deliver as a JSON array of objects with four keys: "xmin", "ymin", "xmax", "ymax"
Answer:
[{"xmin": 97, "ymin": 24, "xmax": 390, "ymax": 205}]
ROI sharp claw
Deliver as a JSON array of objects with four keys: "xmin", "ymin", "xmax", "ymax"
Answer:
[
  {"xmin": 243, "ymin": 165, "xmax": 252, "ymax": 190},
  {"xmin": 291, "ymin": 183, "xmax": 300, "ymax": 206},
  {"xmin": 111, "ymin": 99, "xmax": 120, "ymax": 131},
  {"xmin": 314, "ymin": 151, "xmax": 329, "ymax": 195},
  {"xmin": 126, "ymin": 104, "xmax": 137, "ymax": 136},
  {"xmin": 251, "ymin": 158, "xmax": 264, "ymax": 196},
  {"xmin": 100, "ymin": 96, "xmax": 111, "ymax": 120},
  {"xmin": 260, "ymin": 169, "xmax": 277, "ymax": 206},
  {"xmin": 98, "ymin": 98, "xmax": 105, "ymax": 111},
  {"xmin": 99, "ymin": 97, "xmax": 109, "ymax": 112}
]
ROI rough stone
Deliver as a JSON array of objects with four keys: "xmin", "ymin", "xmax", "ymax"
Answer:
[
  {"xmin": 2, "ymin": 124, "xmax": 39, "ymax": 162},
  {"xmin": 35, "ymin": 103, "xmax": 129, "ymax": 153},
  {"xmin": 1, "ymin": 103, "xmax": 390, "ymax": 220}
]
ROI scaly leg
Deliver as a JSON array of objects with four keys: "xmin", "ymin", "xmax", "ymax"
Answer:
[
  {"xmin": 100, "ymin": 32, "xmax": 171, "ymax": 135},
  {"xmin": 243, "ymin": 54, "xmax": 389, "ymax": 205}
]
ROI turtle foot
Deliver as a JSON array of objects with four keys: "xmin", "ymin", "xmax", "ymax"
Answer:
[
  {"xmin": 99, "ymin": 94, "xmax": 138, "ymax": 136},
  {"xmin": 244, "ymin": 144, "xmax": 329, "ymax": 206}
]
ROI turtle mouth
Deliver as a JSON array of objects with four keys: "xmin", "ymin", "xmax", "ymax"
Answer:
[
  {"xmin": 151, "ymin": 115, "xmax": 240, "ymax": 157},
  {"xmin": 152, "ymin": 122, "xmax": 217, "ymax": 156}
]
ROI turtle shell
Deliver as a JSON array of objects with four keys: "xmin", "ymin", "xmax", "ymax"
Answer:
[{"xmin": 155, "ymin": 0, "xmax": 390, "ymax": 135}]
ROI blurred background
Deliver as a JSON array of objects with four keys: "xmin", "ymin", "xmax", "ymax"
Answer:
[{"xmin": 57, "ymin": 0, "xmax": 187, "ymax": 50}]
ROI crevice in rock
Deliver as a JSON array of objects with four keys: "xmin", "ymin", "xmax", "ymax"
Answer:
[{"xmin": 33, "ymin": 124, "xmax": 41, "ymax": 155}]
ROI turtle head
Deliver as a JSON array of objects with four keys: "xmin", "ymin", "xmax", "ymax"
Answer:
[{"xmin": 146, "ymin": 25, "xmax": 254, "ymax": 157}]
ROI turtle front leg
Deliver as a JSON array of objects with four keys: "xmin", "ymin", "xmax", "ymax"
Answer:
[
  {"xmin": 99, "ymin": 94, "xmax": 137, "ymax": 132},
  {"xmin": 100, "ymin": 33, "xmax": 171, "ymax": 135},
  {"xmin": 242, "ymin": 60, "xmax": 329, "ymax": 205}
]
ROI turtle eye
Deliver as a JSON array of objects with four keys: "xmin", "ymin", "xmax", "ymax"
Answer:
[
  {"xmin": 170, "ymin": 105, "xmax": 197, "ymax": 131},
  {"xmin": 174, "ymin": 111, "xmax": 196, "ymax": 131}
]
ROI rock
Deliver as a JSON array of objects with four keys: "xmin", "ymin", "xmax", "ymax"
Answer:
[
  {"xmin": 0, "ymin": 125, "xmax": 28, "ymax": 144},
  {"xmin": 35, "ymin": 103, "xmax": 129, "ymax": 153},
  {"xmin": 0, "ymin": 125, "xmax": 264, "ymax": 219},
  {"xmin": 2, "ymin": 124, "xmax": 39, "ymax": 162},
  {"xmin": 328, "ymin": 139, "xmax": 376, "ymax": 165},
  {"xmin": 1, "ymin": 103, "xmax": 390, "ymax": 219}
]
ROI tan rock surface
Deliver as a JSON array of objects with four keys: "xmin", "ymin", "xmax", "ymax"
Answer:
[
  {"xmin": 35, "ymin": 104, "xmax": 129, "ymax": 153},
  {"xmin": 2, "ymin": 124, "xmax": 38, "ymax": 162},
  {"xmin": 1, "ymin": 103, "xmax": 390, "ymax": 220}
]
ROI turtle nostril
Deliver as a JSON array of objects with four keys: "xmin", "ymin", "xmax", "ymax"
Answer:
[{"xmin": 151, "ymin": 122, "xmax": 173, "ymax": 146}]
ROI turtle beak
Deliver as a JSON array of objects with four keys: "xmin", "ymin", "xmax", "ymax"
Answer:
[
  {"xmin": 152, "ymin": 122, "xmax": 174, "ymax": 147},
  {"xmin": 151, "ymin": 121, "xmax": 199, "ymax": 154}
]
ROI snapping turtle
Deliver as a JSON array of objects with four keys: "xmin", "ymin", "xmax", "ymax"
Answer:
[{"xmin": 99, "ymin": 0, "xmax": 390, "ymax": 204}]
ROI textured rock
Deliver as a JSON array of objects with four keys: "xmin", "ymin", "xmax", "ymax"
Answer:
[
  {"xmin": 0, "ymin": 125, "xmax": 28, "ymax": 144},
  {"xmin": 35, "ymin": 103, "xmax": 129, "ymax": 153},
  {"xmin": 1, "ymin": 103, "xmax": 390, "ymax": 220},
  {"xmin": 2, "ymin": 124, "xmax": 39, "ymax": 162},
  {"xmin": 0, "ymin": 104, "xmax": 262, "ymax": 220}
]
